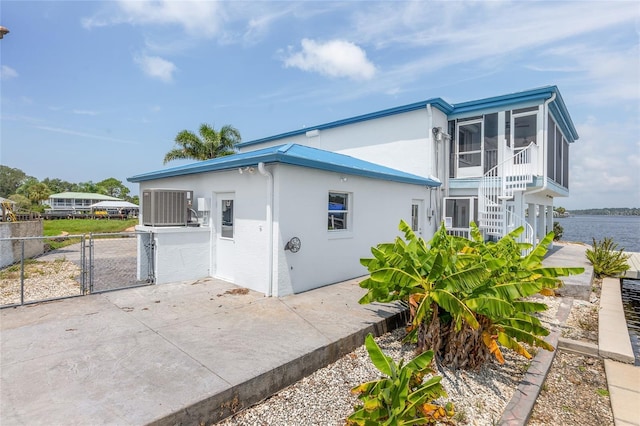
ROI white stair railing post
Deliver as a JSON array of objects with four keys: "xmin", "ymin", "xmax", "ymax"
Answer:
[{"xmin": 478, "ymin": 143, "xmax": 536, "ymax": 242}]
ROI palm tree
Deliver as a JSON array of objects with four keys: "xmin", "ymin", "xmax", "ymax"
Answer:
[{"xmin": 163, "ymin": 123, "xmax": 241, "ymax": 164}]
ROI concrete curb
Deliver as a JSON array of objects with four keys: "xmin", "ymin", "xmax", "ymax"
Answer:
[
  {"xmin": 498, "ymin": 298, "xmax": 573, "ymax": 426},
  {"xmin": 599, "ymin": 278, "xmax": 635, "ymax": 364},
  {"xmin": 149, "ymin": 309, "xmax": 408, "ymax": 425},
  {"xmin": 557, "ymin": 337, "xmax": 600, "ymax": 358}
]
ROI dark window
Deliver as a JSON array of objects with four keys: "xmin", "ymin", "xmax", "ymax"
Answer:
[
  {"xmin": 555, "ymin": 128, "xmax": 563, "ymax": 183},
  {"xmin": 484, "ymin": 113, "xmax": 498, "ymax": 172},
  {"xmin": 221, "ymin": 200, "xmax": 234, "ymax": 238},
  {"xmin": 547, "ymin": 114, "xmax": 556, "ymax": 180},
  {"xmin": 328, "ymin": 192, "xmax": 349, "ymax": 230},
  {"xmin": 562, "ymin": 139, "xmax": 569, "ymax": 189}
]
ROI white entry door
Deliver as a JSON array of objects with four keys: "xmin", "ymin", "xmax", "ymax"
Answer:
[{"xmin": 216, "ymin": 193, "xmax": 235, "ymax": 282}]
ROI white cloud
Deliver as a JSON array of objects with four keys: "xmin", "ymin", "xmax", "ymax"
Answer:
[
  {"xmin": 0, "ymin": 65, "xmax": 18, "ymax": 80},
  {"xmin": 83, "ymin": 0, "xmax": 224, "ymax": 38},
  {"xmin": 284, "ymin": 39, "xmax": 376, "ymax": 81},
  {"xmin": 134, "ymin": 54, "xmax": 177, "ymax": 83}
]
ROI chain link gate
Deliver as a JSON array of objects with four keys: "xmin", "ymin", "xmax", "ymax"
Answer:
[{"xmin": 1, "ymin": 231, "xmax": 155, "ymax": 307}]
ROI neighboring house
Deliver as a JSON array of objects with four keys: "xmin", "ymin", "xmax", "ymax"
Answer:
[
  {"xmin": 128, "ymin": 85, "xmax": 578, "ymax": 296},
  {"xmin": 46, "ymin": 192, "xmax": 122, "ymax": 212}
]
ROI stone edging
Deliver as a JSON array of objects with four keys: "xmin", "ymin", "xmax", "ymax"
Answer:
[{"xmin": 497, "ymin": 298, "xmax": 574, "ymax": 426}]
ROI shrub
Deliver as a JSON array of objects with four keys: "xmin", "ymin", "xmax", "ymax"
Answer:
[
  {"xmin": 585, "ymin": 237, "xmax": 630, "ymax": 278},
  {"xmin": 358, "ymin": 221, "xmax": 584, "ymax": 370},
  {"xmin": 553, "ymin": 222, "xmax": 563, "ymax": 241},
  {"xmin": 346, "ymin": 334, "xmax": 452, "ymax": 425}
]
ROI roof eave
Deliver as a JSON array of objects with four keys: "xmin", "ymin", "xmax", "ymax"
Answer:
[{"xmin": 237, "ymin": 98, "xmax": 453, "ymax": 149}]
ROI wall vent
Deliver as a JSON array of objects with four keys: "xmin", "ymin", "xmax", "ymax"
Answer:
[{"xmin": 142, "ymin": 189, "xmax": 193, "ymax": 226}]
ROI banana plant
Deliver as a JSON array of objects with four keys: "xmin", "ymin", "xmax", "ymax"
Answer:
[
  {"xmin": 359, "ymin": 221, "xmax": 584, "ymax": 369},
  {"xmin": 346, "ymin": 333, "xmax": 453, "ymax": 425}
]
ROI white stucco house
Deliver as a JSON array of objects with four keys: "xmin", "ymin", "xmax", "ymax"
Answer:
[
  {"xmin": 128, "ymin": 85, "xmax": 578, "ymax": 296},
  {"xmin": 128, "ymin": 144, "xmax": 441, "ymax": 296}
]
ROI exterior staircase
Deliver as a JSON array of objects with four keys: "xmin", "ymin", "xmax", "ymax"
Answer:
[{"xmin": 478, "ymin": 143, "xmax": 536, "ymax": 245}]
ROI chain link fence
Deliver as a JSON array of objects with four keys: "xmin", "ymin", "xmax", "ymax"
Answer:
[{"xmin": 0, "ymin": 231, "xmax": 154, "ymax": 308}]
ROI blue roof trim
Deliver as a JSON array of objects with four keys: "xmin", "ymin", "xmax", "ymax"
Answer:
[
  {"xmin": 237, "ymin": 98, "xmax": 453, "ymax": 148},
  {"xmin": 128, "ymin": 144, "xmax": 441, "ymax": 187},
  {"xmin": 237, "ymin": 86, "xmax": 578, "ymax": 149},
  {"xmin": 451, "ymin": 85, "xmax": 578, "ymax": 142}
]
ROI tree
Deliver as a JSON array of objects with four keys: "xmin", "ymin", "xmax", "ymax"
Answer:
[
  {"xmin": 26, "ymin": 182, "xmax": 51, "ymax": 204},
  {"xmin": 41, "ymin": 178, "xmax": 75, "ymax": 194},
  {"xmin": 0, "ymin": 166, "xmax": 28, "ymax": 198},
  {"xmin": 8, "ymin": 194, "xmax": 30, "ymax": 211},
  {"xmin": 96, "ymin": 177, "xmax": 130, "ymax": 199},
  {"xmin": 163, "ymin": 123, "xmax": 241, "ymax": 164},
  {"xmin": 75, "ymin": 181, "xmax": 99, "ymax": 193}
]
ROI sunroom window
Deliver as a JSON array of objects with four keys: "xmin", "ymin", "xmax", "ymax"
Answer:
[{"xmin": 328, "ymin": 192, "xmax": 349, "ymax": 231}]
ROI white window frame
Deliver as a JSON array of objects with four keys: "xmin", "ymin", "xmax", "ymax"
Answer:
[{"xmin": 328, "ymin": 191, "xmax": 351, "ymax": 233}]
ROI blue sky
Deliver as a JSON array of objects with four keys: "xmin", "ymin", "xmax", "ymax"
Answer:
[{"xmin": 1, "ymin": 1, "xmax": 638, "ymax": 210}]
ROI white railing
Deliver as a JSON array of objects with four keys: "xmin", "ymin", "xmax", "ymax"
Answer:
[
  {"xmin": 478, "ymin": 143, "xmax": 536, "ymax": 238},
  {"xmin": 505, "ymin": 208, "xmax": 535, "ymax": 255}
]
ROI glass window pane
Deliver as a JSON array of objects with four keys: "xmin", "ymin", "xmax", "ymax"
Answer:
[
  {"xmin": 459, "ymin": 153, "xmax": 481, "ymax": 168},
  {"xmin": 328, "ymin": 212, "xmax": 347, "ymax": 230},
  {"xmin": 514, "ymin": 114, "xmax": 537, "ymax": 148},
  {"xmin": 221, "ymin": 199, "xmax": 233, "ymax": 238},
  {"xmin": 328, "ymin": 192, "xmax": 349, "ymax": 230},
  {"xmin": 555, "ymin": 129, "xmax": 562, "ymax": 182},
  {"xmin": 458, "ymin": 123, "xmax": 482, "ymax": 153},
  {"xmin": 505, "ymin": 111, "xmax": 511, "ymax": 147},
  {"xmin": 445, "ymin": 199, "xmax": 470, "ymax": 228},
  {"xmin": 411, "ymin": 204, "xmax": 419, "ymax": 232},
  {"xmin": 547, "ymin": 115, "xmax": 556, "ymax": 180},
  {"xmin": 562, "ymin": 140, "xmax": 569, "ymax": 188}
]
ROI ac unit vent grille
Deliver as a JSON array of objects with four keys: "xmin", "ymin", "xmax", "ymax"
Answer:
[{"xmin": 142, "ymin": 189, "xmax": 193, "ymax": 226}]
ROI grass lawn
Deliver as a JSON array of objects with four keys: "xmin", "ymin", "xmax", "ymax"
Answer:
[{"xmin": 43, "ymin": 218, "xmax": 139, "ymax": 237}]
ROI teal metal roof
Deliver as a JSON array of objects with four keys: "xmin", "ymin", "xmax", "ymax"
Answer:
[
  {"xmin": 128, "ymin": 144, "xmax": 441, "ymax": 187},
  {"xmin": 237, "ymin": 86, "xmax": 578, "ymax": 148},
  {"xmin": 236, "ymin": 97, "xmax": 454, "ymax": 148},
  {"xmin": 49, "ymin": 192, "xmax": 122, "ymax": 201}
]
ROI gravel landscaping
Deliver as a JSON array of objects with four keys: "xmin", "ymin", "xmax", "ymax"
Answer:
[{"xmin": 218, "ymin": 288, "xmax": 613, "ymax": 426}]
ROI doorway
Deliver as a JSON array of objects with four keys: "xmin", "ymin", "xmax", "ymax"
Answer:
[{"xmin": 215, "ymin": 192, "xmax": 235, "ymax": 281}]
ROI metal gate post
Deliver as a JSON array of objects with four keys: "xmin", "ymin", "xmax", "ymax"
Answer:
[
  {"xmin": 149, "ymin": 232, "xmax": 156, "ymax": 284},
  {"xmin": 20, "ymin": 240, "xmax": 25, "ymax": 305},
  {"xmin": 80, "ymin": 235, "xmax": 86, "ymax": 294},
  {"xmin": 88, "ymin": 233, "xmax": 94, "ymax": 294}
]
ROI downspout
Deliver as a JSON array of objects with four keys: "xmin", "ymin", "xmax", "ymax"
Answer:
[
  {"xmin": 526, "ymin": 92, "xmax": 556, "ymax": 243},
  {"xmin": 528, "ymin": 92, "xmax": 556, "ymax": 197},
  {"xmin": 426, "ymin": 104, "xmax": 438, "ymax": 228},
  {"xmin": 258, "ymin": 162, "xmax": 274, "ymax": 297}
]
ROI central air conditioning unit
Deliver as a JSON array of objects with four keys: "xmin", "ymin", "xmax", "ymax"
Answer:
[{"xmin": 142, "ymin": 189, "xmax": 193, "ymax": 226}]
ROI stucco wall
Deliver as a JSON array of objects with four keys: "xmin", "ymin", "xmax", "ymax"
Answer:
[
  {"xmin": 0, "ymin": 220, "xmax": 44, "ymax": 268},
  {"xmin": 273, "ymin": 164, "xmax": 435, "ymax": 296},
  {"xmin": 135, "ymin": 163, "xmax": 437, "ymax": 297},
  {"xmin": 137, "ymin": 169, "xmax": 270, "ymax": 293},
  {"xmin": 238, "ymin": 107, "xmax": 450, "ymax": 181}
]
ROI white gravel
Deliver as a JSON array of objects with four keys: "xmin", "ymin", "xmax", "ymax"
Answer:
[{"xmin": 218, "ymin": 297, "xmax": 562, "ymax": 426}]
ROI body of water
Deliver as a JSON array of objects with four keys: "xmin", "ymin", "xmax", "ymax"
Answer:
[
  {"xmin": 555, "ymin": 215, "xmax": 640, "ymax": 252},
  {"xmin": 556, "ymin": 215, "xmax": 640, "ymax": 364}
]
